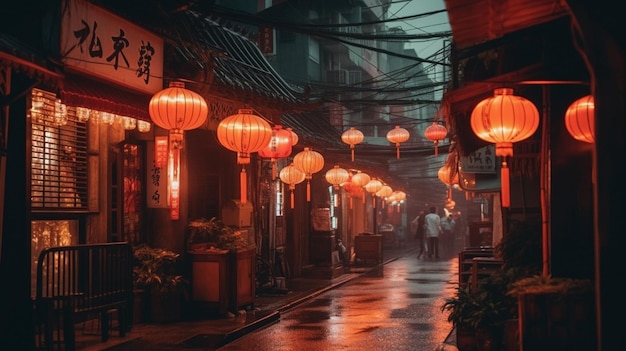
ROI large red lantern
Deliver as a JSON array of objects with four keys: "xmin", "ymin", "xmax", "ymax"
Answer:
[
  {"xmin": 424, "ymin": 121, "xmax": 448, "ymax": 156},
  {"xmin": 471, "ymin": 88, "xmax": 539, "ymax": 207},
  {"xmin": 341, "ymin": 127, "xmax": 364, "ymax": 161},
  {"xmin": 293, "ymin": 147, "xmax": 324, "ymax": 202},
  {"xmin": 259, "ymin": 125, "xmax": 293, "ymax": 179},
  {"xmin": 149, "ymin": 81, "xmax": 208, "ymax": 219},
  {"xmin": 217, "ymin": 109, "xmax": 272, "ymax": 204},
  {"xmin": 279, "ymin": 163, "xmax": 306, "ymax": 209},
  {"xmin": 386, "ymin": 125, "xmax": 410, "ymax": 159},
  {"xmin": 565, "ymin": 95, "xmax": 594, "ymax": 143}
]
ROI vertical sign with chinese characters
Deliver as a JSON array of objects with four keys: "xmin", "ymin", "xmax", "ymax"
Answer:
[
  {"xmin": 154, "ymin": 136, "xmax": 168, "ymax": 168},
  {"xmin": 60, "ymin": 0, "xmax": 164, "ymax": 94},
  {"xmin": 146, "ymin": 141, "xmax": 168, "ymax": 208},
  {"xmin": 258, "ymin": 26, "xmax": 275, "ymax": 55}
]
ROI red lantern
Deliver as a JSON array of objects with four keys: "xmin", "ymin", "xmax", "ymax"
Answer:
[
  {"xmin": 350, "ymin": 170, "xmax": 370, "ymax": 204},
  {"xmin": 293, "ymin": 147, "xmax": 324, "ymax": 202},
  {"xmin": 259, "ymin": 125, "xmax": 293, "ymax": 179},
  {"xmin": 424, "ymin": 122, "xmax": 448, "ymax": 156},
  {"xmin": 365, "ymin": 178, "xmax": 383, "ymax": 207},
  {"xmin": 471, "ymin": 88, "xmax": 539, "ymax": 207},
  {"xmin": 341, "ymin": 127, "xmax": 364, "ymax": 161},
  {"xmin": 376, "ymin": 184, "xmax": 393, "ymax": 208},
  {"xmin": 386, "ymin": 125, "xmax": 410, "ymax": 159},
  {"xmin": 325, "ymin": 165, "xmax": 349, "ymax": 190},
  {"xmin": 217, "ymin": 108, "xmax": 273, "ymax": 204},
  {"xmin": 149, "ymin": 81, "xmax": 208, "ymax": 219},
  {"xmin": 279, "ymin": 163, "xmax": 306, "ymax": 209},
  {"xmin": 565, "ymin": 95, "xmax": 594, "ymax": 143}
]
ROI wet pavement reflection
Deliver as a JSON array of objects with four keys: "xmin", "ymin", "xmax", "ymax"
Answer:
[{"xmin": 217, "ymin": 255, "xmax": 458, "ymax": 351}]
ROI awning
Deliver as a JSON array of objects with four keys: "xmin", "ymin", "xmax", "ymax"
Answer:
[{"xmin": 59, "ymin": 73, "xmax": 152, "ymax": 122}]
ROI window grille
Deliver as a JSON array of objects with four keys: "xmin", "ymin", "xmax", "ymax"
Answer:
[{"xmin": 30, "ymin": 88, "xmax": 88, "ymax": 210}]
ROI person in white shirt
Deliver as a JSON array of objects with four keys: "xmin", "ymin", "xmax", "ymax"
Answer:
[{"xmin": 424, "ymin": 206, "xmax": 442, "ymax": 259}]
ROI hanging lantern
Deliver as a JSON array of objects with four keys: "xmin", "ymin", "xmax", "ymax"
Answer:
[
  {"xmin": 350, "ymin": 170, "xmax": 371, "ymax": 204},
  {"xmin": 376, "ymin": 184, "xmax": 393, "ymax": 208},
  {"xmin": 341, "ymin": 127, "xmax": 364, "ymax": 162},
  {"xmin": 438, "ymin": 164, "xmax": 459, "ymax": 204},
  {"xmin": 149, "ymin": 81, "xmax": 208, "ymax": 219},
  {"xmin": 279, "ymin": 163, "xmax": 306, "ymax": 209},
  {"xmin": 386, "ymin": 125, "xmax": 410, "ymax": 159},
  {"xmin": 424, "ymin": 121, "xmax": 448, "ymax": 156},
  {"xmin": 471, "ymin": 88, "xmax": 539, "ymax": 207},
  {"xmin": 565, "ymin": 95, "xmax": 595, "ymax": 143},
  {"xmin": 325, "ymin": 165, "xmax": 349, "ymax": 190},
  {"xmin": 259, "ymin": 125, "xmax": 293, "ymax": 179},
  {"xmin": 444, "ymin": 198, "xmax": 456, "ymax": 210},
  {"xmin": 293, "ymin": 147, "xmax": 324, "ymax": 202},
  {"xmin": 390, "ymin": 190, "xmax": 406, "ymax": 212},
  {"xmin": 217, "ymin": 108, "xmax": 272, "ymax": 205},
  {"xmin": 364, "ymin": 178, "xmax": 383, "ymax": 208},
  {"xmin": 287, "ymin": 127, "xmax": 299, "ymax": 146}
]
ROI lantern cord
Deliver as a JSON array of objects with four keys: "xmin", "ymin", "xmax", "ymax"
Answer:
[
  {"xmin": 241, "ymin": 167, "xmax": 247, "ymax": 205},
  {"xmin": 501, "ymin": 159, "xmax": 510, "ymax": 207}
]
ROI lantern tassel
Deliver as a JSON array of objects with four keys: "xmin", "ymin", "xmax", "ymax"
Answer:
[
  {"xmin": 396, "ymin": 144, "xmax": 400, "ymax": 159},
  {"xmin": 306, "ymin": 180, "xmax": 311, "ymax": 202},
  {"xmin": 351, "ymin": 147, "xmax": 355, "ymax": 162},
  {"xmin": 434, "ymin": 141, "xmax": 439, "ymax": 156},
  {"xmin": 241, "ymin": 167, "xmax": 247, "ymax": 205},
  {"xmin": 272, "ymin": 161, "xmax": 277, "ymax": 180},
  {"xmin": 501, "ymin": 160, "xmax": 510, "ymax": 207},
  {"xmin": 290, "ymin": 190, "xmax": 295, "ymax": 209},
  {"xmin": 349, "ymin": 196, "xmax": 353, "ymax": 209}
]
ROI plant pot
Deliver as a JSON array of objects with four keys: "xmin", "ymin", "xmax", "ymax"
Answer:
[
  {"xmin": 456, "ymin": 326, "xmax": 477, "ymax": 351},
  {"xmin": 475, "ymin": 326, "xmax": 503, "ymax": 351},
  {"xmin": 149, "ymin": 287, "xmax": 182, "ymax": 323},
  {"xmin": 132, "ymin": 289, "xmax": 147, "ymax": 324},
  {"xmin": 502, "ymin": 318, "xmax": 519, "ymax": 351}
]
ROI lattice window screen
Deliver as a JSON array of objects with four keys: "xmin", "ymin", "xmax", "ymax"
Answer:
[{"xmin": 29, "ymin": 88, "xmax": 88, "ymax": 210}]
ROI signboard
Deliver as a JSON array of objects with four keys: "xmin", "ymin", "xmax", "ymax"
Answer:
[
  {"xmin": 60, "ymin": 0, "xmax": 164, "ymax": 94},
  {"xmin": 146, "ymin": 141, "xmax": 168, "ymax": 208},
  {"xmin": 459, "ymin": 145, "xmax": 496, "ymax": 174}
]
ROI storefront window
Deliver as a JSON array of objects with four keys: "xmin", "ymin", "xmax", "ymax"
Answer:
[{"xmin": 122, "ymin": 143, "xmax": 144, "ymax": 244}]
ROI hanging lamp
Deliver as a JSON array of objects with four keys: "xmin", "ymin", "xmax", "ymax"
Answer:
[
  {"xmin": 293, "ymin": 147, "xmax": 325, "ymax": 202},
  {"xmin": 279, "ymin": 163, "xmax": 306, "ymax": 209},
  {"xmin": 424, "ymin": 121, "xmax": 448, "ymax": 156},
  {"xmin": 149, "ymin": 81, "xmax": 208, "ymax": 219},
  {"xmin": 325, "ymin": 165, "xmax": 350, "ymax": 190},
  {"xmin": 564, "ymin": 95, "xmax": 595, "ymax": 143},
  {"xmin": 364, "ymin": 178, "xmax": 383, "ymax": 208},
  {"xmin": 258, "ymin": 125, "xmax": 293, "ymax": 179},
  {"xmin": 216, "ymin": 108, "xmax": 272, "ymax": 205},
  {"xmin": 341, "ymin": 127, "xmax": 364, "ymax": 161},
  {"xmin": 470, "ymin": 88, "xmax": 539, "ymax": 207},
  {"xmin": 350, "ymin": 170, "xmax": 371, "ymax": 204},
  {"xmin": 376, "ymin": 184, "xmax": 393, "ymax": 208},
  {"xmin": 386, "ymin": 125, "xmax": 410, "ymax": 159}
]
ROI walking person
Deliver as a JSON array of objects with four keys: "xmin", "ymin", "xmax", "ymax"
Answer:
[
  {"xmin": 424, "ymin": 206, "xmax": 441, "ymax": 259},
  {"xmin": 440, "ymin": 214, "xmax": 456, "ymax": 258},
  {"xmin": 412, "ymin": 210, "xmax": 426, "ymax": 259}
]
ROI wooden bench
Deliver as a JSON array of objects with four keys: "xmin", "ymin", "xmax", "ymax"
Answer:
[{"xmin": 34, "ymin": 243, "xmax": 133, "ymax": 350}]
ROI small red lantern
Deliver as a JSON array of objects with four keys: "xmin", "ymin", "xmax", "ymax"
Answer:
[
  {"xmin": 424, "ymin": 122, "xmax": 448, "ymax": 156},
  {"xmin": 350, "ymin": 170, "xmax": 371, "ymax": 204},
  {"xmin": 565, "ymin": 95, "xmax": 594, "ymax": 143},
  {"xmin": 293, "ymin": 147, "xmax": 325, "ymax": 202},
  {"xmin": 341, "ymin": 127, "xmax": 364, "ymax": 161},
  {"xmin": 376, "ymin": 184, "xmax": 393, "ymax": 208},
  {"xmin": 279, "ymin": 163, "xmax": 306, "ymax": 209},
  {"xmin": 386, "ymin": 125, "xmax": 410, "ymax": 159},
  {"xmin": 259, "ymin": 125, "xmax": 293, "ymax": 179},
  {"xmin": 470, "ymin": 88, "xmax": 539, "ymax": 207},
  {"xmin": 325, "ymin": 165, "xmax": 350, "ymax": 190},
  {"xmin": 364, "ymin": 178, "xmax": 383, "ymax": 207}
]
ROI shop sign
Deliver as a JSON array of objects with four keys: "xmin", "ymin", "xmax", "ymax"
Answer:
[
  {"xmin": 60, "ymin": 0, "xmax": 164, "ymax": 94},
  {"xmin": 459, "ymin": 145, "xmax": 496, "ymax": 174},
  {"xmin": 146, "ymin": 140, "xmax": 168, "ymax": 209}
]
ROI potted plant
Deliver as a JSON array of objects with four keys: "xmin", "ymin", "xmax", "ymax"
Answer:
[
  {"xmin": 132, "ymin": 244, "xmax": 188, "ymax": 323},
  {"xmin": 506, "ymin": 274, "xmax": 595, "ymax": 351},
  {"xmin": 186, "ymin": 217, "xmax": 248, "ymax": 252}
]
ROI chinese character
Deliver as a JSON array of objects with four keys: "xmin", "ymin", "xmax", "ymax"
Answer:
[
  {"xmin": 106, "ymin": 29, "xmax": 130, "ymax": 70},
  {"xmin": 151, "ymin": 190, "xmax": 160, "ymax": 204},
  {"xmin": 65, "ymin": 19, "xmax": 102, "ymax": 58},
  {"xmin": 137, "ymin": 40, "xmax": 154, "ymax": 84}
]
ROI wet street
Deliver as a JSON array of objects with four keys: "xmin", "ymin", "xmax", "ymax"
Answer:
[{"xmin": 218, "ymin": 254, "xmax": 459, "ymax": 351}]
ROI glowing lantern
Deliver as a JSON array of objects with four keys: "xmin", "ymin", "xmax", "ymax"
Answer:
[
  {"xmin": 350, "ymin": 170, "xmax": 371, "ymax": 204},
  {"xmin": 149, "ymin": 81, "xmax": 208, "ymax": 219},
  {"xmin": 341, "ymin": 127, "xmax": 364, "ymax": 162},
  {"xmin": 217, "ymin": 108, "xmax": 272, "ymax": 205},
  {"xmin": 325, "ymin": 165, "xmax": 349, "ymax": 190},
  {"xmin": 565, "ymin": 95, "xmax": 594, "ymax": 143},
  {"xmin": 279, "ymin": 163, "xmax": 306, "ymax": 209},
  {"xmin": 438, "ymin": 164, "xmax": 459, "ymax": 203},
  {"xmin": 376, "ymin": 184, "xmax": 393, "ymax": 208},
  {"xmin": 364, "ymin": 178, "xmax": 383, "ymax": 207},
  {"xmin": 390, "ymin": 190, "xmax": 406, "ymax": 212},
  {"xmin": 471, "ymin": 88, "xmax": 539, "ymax": 207},
  {"xmin": 259, "ymin": 125, "xmax": 293, "ymax": 179},
  {"xmin": 424, "ymin": 121, "xmax": 448, "ymax": 156},
  {"xmin": 293, "ymin": 147, "xmax": 324, "ymax": 202},
  {"xmin": 386, "ymin": 125, "xmax": 410, "ymax": 159},
  {"xmin": 287, "ymin": 127, "xmax": 299, "ymax": 146}
]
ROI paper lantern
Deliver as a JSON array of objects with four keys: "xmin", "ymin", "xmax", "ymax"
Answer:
[
  {"xmin": 341, "ymin": 127, "xmax": 364, "ymax": 161},
  {"xmin": 149, "ymin": 81, "xmax": 208, "ymax": 219},
  {"xmin": 390, "ymin": 190, "xmax": 406, "ymax": 212},
  {"xmin": 279, "ymin": 163, "xmax": 306, "ymax": 209},
  {"xmin": 350, "ymin": 170, "xmax": 370, "ymax": 204},
  {"xmin": 386, "ymin": 125, "xmax": 410, "ymax": 159},
  {"xmin": 424, "ymin": 122, "xmax": 448, "ymax": 156},
  {"xmin": 471, "ymin": 88, "xmax": 539, "ymax": 207},
  {"xmin": 259, "ymin": 125, "xmax": 293, "ymax": 179},
  {"xmin": 325, "ymin": 165, "xmax": 349, "ymax": 190},
  {"xmin": 565, "ymin": 95, "xmax": 594, "ymax": 143},
  {"xmin": 293, "ymin": 147, "xmax": 324, "ymax": 202},
  {"xmin": 364, "ymin": 178, "xmax": 383, "ymax": 207},
  {"xmin": 217, "ymin": 108, "xmax": 272, "ymax": 205},
  {"xmin": 287, "ymin": 127, "xmax": 299, "ymax": 146},
  {"xmin": 376, "ymin": 184, "xmax": 393, "ymax": 208}
]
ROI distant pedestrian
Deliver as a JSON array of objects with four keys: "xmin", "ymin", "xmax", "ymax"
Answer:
[
  {"xmin": 411, "ymin": 210, "xmax": 426, "ymax": 259},
  {"xmin": 440, "ymin": 214, "xmax": 455, "ymax": 257},
  {"xmin": 424, "ymin": 206, "xmax": 441, "ymax": 259}
]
